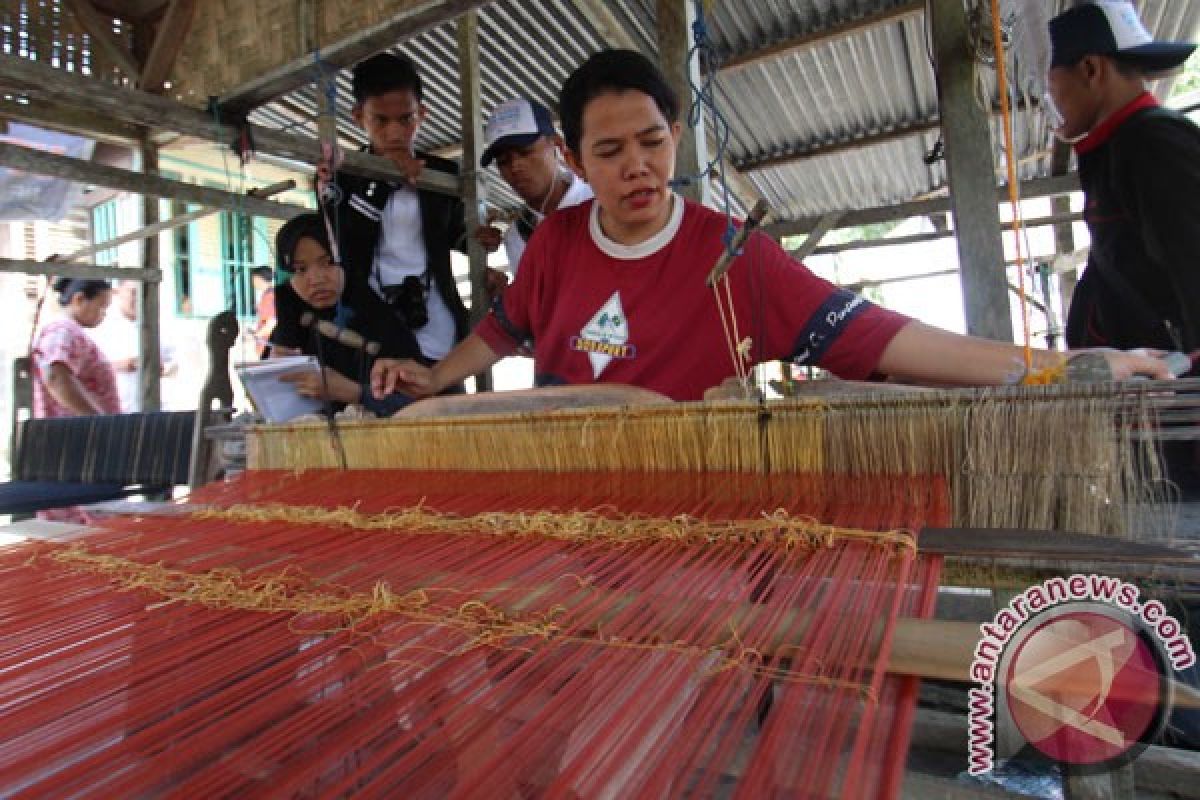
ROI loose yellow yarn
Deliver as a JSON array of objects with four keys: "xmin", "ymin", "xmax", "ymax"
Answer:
[
  {"xmin": 189, "ymin": 503, "xmax": 917, "ymax": 556},
  {"xmin": 33, "ymin": 543, "xmax": 885, "ymax": 692}
]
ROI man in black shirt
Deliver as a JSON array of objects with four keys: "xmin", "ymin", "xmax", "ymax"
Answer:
[
  {"xmin": 1047, "ymin": 2, "xmax": 1198, "ymax": 358},
  {"xmin": 1047, "ymin": 1, "xmax": 1199, "ymax": 491},
  {"xmin": 323, "ymin": 53, "xmax": 470, "ymax": 370}
]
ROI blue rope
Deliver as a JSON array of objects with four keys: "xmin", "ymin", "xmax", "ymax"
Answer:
[{"xmin": 672, "ymin": 1, "xmax": 740, "ymax": 255}]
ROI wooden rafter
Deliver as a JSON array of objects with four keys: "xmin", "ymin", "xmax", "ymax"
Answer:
[
  {"xmin": 0, "ymin": 53, "xmax": 457, "ymax": 196},
  {"xmin": 216, "ymin": 0, "xmax": 496, "ymax": 115},
  {"xmin": 0, "ymin": 141, "xmax": 307, "ymax": 220},
  {"xmin": 139, "ymin": 0, "xmax": 197, "ymax": 93},
  {"xmin": 765, "ymin": 173, "xmax": 1081, "ymax": 238},
  {"xmin": 89, "ymin": 0, "xmax": 169, "ymax": 22}
]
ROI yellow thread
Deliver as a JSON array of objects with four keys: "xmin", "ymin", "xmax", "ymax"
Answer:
[
  {"xmin": 189, "ymin": 503, "xmax": 917, "ymax": 556},
  {"xmin": 1020, "ymin": 363, "xmax": 1068, "ymax": 386},
  {"xmin": 32, "ymin": 543, "xmax": 880, "ymax": 692}
]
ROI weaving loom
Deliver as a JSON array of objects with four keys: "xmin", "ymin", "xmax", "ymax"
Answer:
[{"xmin": 0, "ymin": 381, "xmax": 1190, "ymax": 797}]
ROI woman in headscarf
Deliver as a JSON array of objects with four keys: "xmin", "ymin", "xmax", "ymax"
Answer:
[{"xmin": 269, "ymin": 213, "xmax": 411, "ymax": 415}]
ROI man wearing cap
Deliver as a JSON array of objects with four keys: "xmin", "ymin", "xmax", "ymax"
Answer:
[
  {"xmin": 1046, "ymin": 1, "xmax": 1199, "ymax": 359},
  {"xmin": 474, "ymin": 98, "xmax": 593, "ymax": 276}
]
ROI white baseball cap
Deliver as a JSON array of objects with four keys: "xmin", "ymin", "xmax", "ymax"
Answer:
[
  {"xmin": 481, "ymin": 98, "xmax": 557, "ymax": 167},
  {"xmin": 1049, "ymin": 1, "xmax": 1196, "ymax": 72}
]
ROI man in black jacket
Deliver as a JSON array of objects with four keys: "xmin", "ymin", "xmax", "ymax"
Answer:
[
  {"xmin": 1047, "ymin": 2, "xmax": 1198, "ymax": 360},
  {"xmin": 1047, "ymin": 2, "xmax": 1199, "ymax": 493},
  {"xmin": 324, "ymin": 52, "xmax": 470, "ymax": 370}
]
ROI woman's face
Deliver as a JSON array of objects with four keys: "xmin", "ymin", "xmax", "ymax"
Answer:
[
  {"xmin": 70, "ymin": 289, "xmax": 111, "ymax": 328},
  {"xmin": 566, "ymin": 90, "xmax": 681, "ymax": 246},
  {"xmin": 289, "ymin": 236, "xmax": 343, "ymax": 310}
]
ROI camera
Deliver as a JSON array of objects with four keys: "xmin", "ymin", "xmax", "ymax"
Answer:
[{"xmin": 381, "ymin": 275, "xmax": 429, "ymax": 330}]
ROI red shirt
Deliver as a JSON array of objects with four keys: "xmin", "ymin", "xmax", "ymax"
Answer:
[{"xmin": 477, "ymin": 198, "xmax": 910, "ymax": 401}]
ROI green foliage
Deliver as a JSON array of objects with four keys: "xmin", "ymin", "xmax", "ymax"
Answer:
[{"xmin": 1169, "ymin": 50, "xmax": 1200, "ymax": 98}]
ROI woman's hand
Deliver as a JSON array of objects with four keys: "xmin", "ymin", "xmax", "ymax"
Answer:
[
  {"xmin": 279, "ymin": 367, "xmax": 360, "ymax": 404},
  {"xmin": 1080, "ymin": 348, "xmax": 1180, "ymax": 382},
  {"xmin": 371, "ymin": 358, "xmax": 439, "ymax": 400}
]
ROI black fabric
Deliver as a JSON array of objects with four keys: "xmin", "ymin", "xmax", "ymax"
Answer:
[
  {"xmin": 269, "ymin": 283, "xmax": 371, "ymax": 413},
  {"xmin": 0, "ymin": 481, "xmax": 143, "ymax": 514},
  {"xmin": 13, "ymin": 412, "xmax": 194, "ymax": 485},
  {"xmin": 324, "ymin": 151, "xmax": 470, "ymax": 362},
  {"xmin": 1066, "ymin": 106, "xmax": 1200, "ymax": 361}
]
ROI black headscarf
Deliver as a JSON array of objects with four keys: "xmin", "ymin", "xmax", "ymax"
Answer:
[{"xmin": 275, "ymin": 213, "xmax": 333, "ymax": 276}]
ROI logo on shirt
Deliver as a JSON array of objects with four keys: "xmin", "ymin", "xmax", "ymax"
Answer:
[
  {"xmin": 791, "ymin": 290, "xmax": 866, "ymax": 365},
  {"xmin": 571, "ymin": 291, "xmax": 635, "ymax": 378}
]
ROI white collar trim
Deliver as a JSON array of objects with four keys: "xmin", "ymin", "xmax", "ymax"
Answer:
[{"xmin": 589, "ymin": 192, "xmax": 683, "ymax": 260}]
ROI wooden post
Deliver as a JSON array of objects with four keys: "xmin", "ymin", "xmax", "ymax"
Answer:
[
  {"xmin": 929, "ymin": 0, "xmax": 1013, "ymax": 342},
  {"xmin": 1051, "ymin": 140, "xmax": 1078, "ymax": 326},
  {"xmin": 657, "ymin": 0, "xmax": 712, "ymax": 206},
  {"xmin": 139, "ymin": 138, "xmax": 163, "ymax": 413},
  {"xmin": 457, "ymin": 10, "xmax": 491, "ymax": 392}
]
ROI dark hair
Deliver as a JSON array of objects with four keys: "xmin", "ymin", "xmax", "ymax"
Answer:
[
  {"xmin": 351, "ymin": 52, "xmax": 423, "ymax": 104},
  {"xmin": 53, "ymin": 277, "xmax": 110, "ymax": 305},
  {"xmin": 275, "ymin": 213, "xmax": 332, "ymax": 273},
  {"xmin": 559, "ymin": 49, "xmax": 679, "ymax": 155},
  {"xmin": 250, "ymin": 265, "xmax": 274, "ymax": 282}
]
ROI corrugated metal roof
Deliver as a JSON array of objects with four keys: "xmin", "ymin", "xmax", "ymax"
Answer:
[{"xmin": 248, "ymin": 0, "xmax": 1200, "ymax": 226}]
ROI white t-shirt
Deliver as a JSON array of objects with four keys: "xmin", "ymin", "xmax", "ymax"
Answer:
[
  {"xmin": 368, "ymin": 184, "xmax": 456, "ymax": 361},
  {"xmin": 502, "ymin": 172, "xmax": 593, "ymax": 275},
  {"xmin": 91, "ymin": 311, "xmax": 176, "ymax": 412}
]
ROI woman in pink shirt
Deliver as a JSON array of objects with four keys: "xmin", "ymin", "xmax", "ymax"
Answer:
[{"xmin": 32, "ymin": 278, "xmax": 120, "ymax": 419}]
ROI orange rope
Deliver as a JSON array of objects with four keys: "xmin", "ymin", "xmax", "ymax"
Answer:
[{"xmin": 990, "ymin": 0, "xmax": 1034, "ymax": 368}]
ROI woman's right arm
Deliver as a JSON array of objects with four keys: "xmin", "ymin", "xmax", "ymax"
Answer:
[
  {"xmin": 372, "ymin": 334, "xmax": 501, "ymax": 399},
  {"xmin": 44, "ymin": 362, "xmax": 103, "ymax": 414}
]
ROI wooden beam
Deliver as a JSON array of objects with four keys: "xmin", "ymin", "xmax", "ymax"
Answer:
[
  {"xmin": 62, "ymin": 0, "xmax": 142, "ymax": 81},
  {"xmin": 0, "ymin": 141, "xmax": 307, "ymax": 219},
  {"xmin": 789, "ymin": 211, "xmax": 842, "ymax": 260},
  {"xmin": 458, "ymin": 14, "xmax": 487, "ymax": 324},
  {"xmin": 798, "ymin": 211, "xmax": 1084, "ymax": 256},
  {"xmin": 0, "ymin": 257, "xmax": 160, "ymax": 283},
  {"xmin": 90, "ymin": 0, "xmax": 168, "ymax": 22},
  {"xmin": 931, "ymin": 0, "xmax": 1010, "ymax": 341},
  {"xmin": 572, "ymin": 0, "xmax": 645, "ymax": 53},
  {"xmin": 63, "ymin": 181, "xmax": 296, "ymax": 262},
  {"xmin": 139, "ymin": 0, "xmax": 197, "ymax": 93},
  {"xmin": 658, "ymin": 0, "xmax": 711, "ymax": 206},
  {"xmin": 719, "ymin": 0, "xmax": 924, "ymax": 73},
  {"xmin": 458, "ymin": 11, "xmax": 491, "ymax": 392},
  {"xmin": 0, "ymin": 53, "xmax": 457, "ymax": 195},
  {"xmin": 139, "ymin": 137, "xmax": 162, "ymax": 411},
  {"xmin": 0, "ymin": 96, "xmax": 142, "ymax": 146},
  {"xmin": 767, "ymin": 173, "xmax": 1081, "ymax": 238},
  {"xmin": 216, "ymin": 0, "xmax": 495, "ymax": 115}
]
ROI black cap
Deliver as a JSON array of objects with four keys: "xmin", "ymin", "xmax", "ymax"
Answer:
[{"xmin": 1050, "ymin": 2, "xmax": 1195, "ymax": 72}]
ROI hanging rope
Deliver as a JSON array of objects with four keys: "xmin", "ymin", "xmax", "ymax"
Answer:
[{"xmin": 989, "ymin": 0, "xmax": 1035, "ymax": 368}]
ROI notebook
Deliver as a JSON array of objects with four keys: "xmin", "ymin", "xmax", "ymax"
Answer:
[{"xmin": 235, "ymin": 356, "xmax": 326, "ymax": 423}]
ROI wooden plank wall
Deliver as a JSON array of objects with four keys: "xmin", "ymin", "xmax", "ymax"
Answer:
[{"xmin": 169, "ymin": 0, "xmax": 428, "ymax": 104}]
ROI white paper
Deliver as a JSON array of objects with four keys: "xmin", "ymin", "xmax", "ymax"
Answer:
[{"xmin": 235, "ymin": 356, "xmax": 326, "ymax": 423}]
